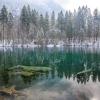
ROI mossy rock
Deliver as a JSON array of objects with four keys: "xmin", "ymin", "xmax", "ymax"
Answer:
[
  {"xmin": 8, "ymin": 65, "xmax": 52, "ymax": 77},
  {"xmin": 10, "ymin": 71, "xmax": 34, "ymax": 77},
  {"xmin": 9, "ymin": 65, "xmax": 52, "ymax": 72}
]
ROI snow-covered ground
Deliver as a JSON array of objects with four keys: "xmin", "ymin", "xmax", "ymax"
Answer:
[{"xmin": 1, "ymin": 40, "xmax": 100, "ymax": 49}]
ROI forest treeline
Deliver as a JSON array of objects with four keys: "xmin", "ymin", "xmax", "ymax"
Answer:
[{"xmin": 0, "ymin": 5, "xmax": 100, "ymax": 45}]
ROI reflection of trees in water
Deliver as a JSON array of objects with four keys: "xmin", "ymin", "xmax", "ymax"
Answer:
[
  {"xmin": 1, "ymin": 70, "xmax": 9, "ymax": 86},
  {"xmin": 48, "ymin": 48, "xmax": 100, "ymax": 84},
  {"xmin": 76, "ymin": 72, "xmax": 90, "ymax": 84},
  {"xmin": 21, "ymin": 71, "xmax": 49, "ymax": 84},
  {"xmin": 0, "ymin": 48, "xmax": 100, "ymax": 85},
  {"xmin": 21, "ymin": 75, "xmax": 35, "ymax": 84}
]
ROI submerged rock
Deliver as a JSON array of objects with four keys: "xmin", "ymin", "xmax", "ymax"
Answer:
[{"xmin": 8, "ymin": 65, "xmax": 52, "ymax": 77}]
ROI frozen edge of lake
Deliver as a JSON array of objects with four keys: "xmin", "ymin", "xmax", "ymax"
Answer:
[
  {"xmin": 0, "ymin": 43, "xmax": 100, "ymax": 48},
  {"xmin": 1, "ymin": 40, "xmax": 100, "ymax": 49}
]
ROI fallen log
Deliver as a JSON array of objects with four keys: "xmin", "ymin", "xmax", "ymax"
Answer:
[
  {"xmin": 74, "ymin": 68, "xmax": 95, "ymax": 78},
  {"xmin": 0, "ymin": 86, "xmax": 27, "ymax": 97}
]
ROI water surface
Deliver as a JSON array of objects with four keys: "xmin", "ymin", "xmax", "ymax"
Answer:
[{"xmin": 0, "ymin": 47, "xmax": 100, "ymax": 100}]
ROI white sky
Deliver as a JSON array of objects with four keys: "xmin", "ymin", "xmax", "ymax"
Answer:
[
  {"xmin": 54, "ymin": 0, "xmax": 100, "ymax": 12},
  {"xmin": 32, "ymin": 0, "xmax": 100, "ymax": 12},
  {"xmin": 4, "ymin": 0, "xmax": 100, "ymax": 12}
]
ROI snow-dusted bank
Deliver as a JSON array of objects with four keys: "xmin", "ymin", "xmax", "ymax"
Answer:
[{"xmin": 1, "ymin": 40, "xmax": 100, "ymax": 49}]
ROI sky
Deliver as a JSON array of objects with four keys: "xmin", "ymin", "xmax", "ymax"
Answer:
[
  {"xmin": 1, "ymin": 0, "xmax": 100, "ymax": 13},
  {"xmin": 55, "ymin": 0, "xmax": 100, "ymax": 12},
  {"xmin": 35, "ymin": 0, "xmax": 100, "ymax": 12}
]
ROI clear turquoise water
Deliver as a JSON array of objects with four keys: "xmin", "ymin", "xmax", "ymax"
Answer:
[{"xmin": 0, "ymin": 47, "xmax": 100, "ymax": 100}]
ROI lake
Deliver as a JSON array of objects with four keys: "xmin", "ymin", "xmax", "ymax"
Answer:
[{"xmin": 0, "ymin": 47, "xmax": 100, "ymax": 100}]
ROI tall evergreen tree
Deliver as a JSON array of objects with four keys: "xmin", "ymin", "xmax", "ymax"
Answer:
[
  {"xmin": 51, "ymin": 11, "xmax": 55, "ymax": 29},
  {"xmin": 39, "ymin": 14, "xmax": 45, "ymax": 38},
  {"xmin": 20, "ymin": 5, "xmax": 30, "ymax": 43},
  {"xmin": 64, "ymin": 11, "xmax": 68, "ymax": 38},
  {"xmin": 0, "ymin": 5, "xmax": 8, "ymax": 42},
  {"xmin": 31, "ymin": 9, "xmax": 38, "ymax": 26},
  {"xmin": 44, "ymin": 12, "xmax": 49, "ymax": 34},
  {"xmin": 7, "ymin": 12, "xmax": 13, "ymax": 41},
  {"xmin": 57, "ymin": 11, "xmax": 65, "ymax": 34},
  {"xmin": 93, "ymin": 9, "xmax": 100, "ymax": 41},
  {"xmin": 31, "ymin": 9, "xmax": 39, "ymax": 39},
  {"xmin": 27, "ymin": 5, "xmax": 32, "ymax": 23},
  {"xmin": 86, "ymin": 8, "xmax": 93, "ymax": 39},
  {"xmin": 66, "ymin": 11, "xmax": 73, "ymax": 41}
]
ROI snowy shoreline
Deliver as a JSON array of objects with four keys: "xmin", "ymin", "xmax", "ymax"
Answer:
[{"xmin": 0, "ymin": 40, "xmax": 100, "ymax": 48}]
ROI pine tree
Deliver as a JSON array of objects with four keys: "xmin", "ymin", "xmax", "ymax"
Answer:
[
  {"xmin": 31, "ymin": 9, "xmax": 39, "ymax": 26},
  {"xmin": 66, "ymin": 11, "xmax": 73, "ymax": 41},
  {"xmin": 57, "ymin": 11, "xmax": 64, "ymax": 33},
  {"xmin": 39, "ymin": 14, "xmax": 44, "ymax": 31},
  {"xmin": 0, "ymin": 5, "xmax": 8, "ymax": 43},
  {"xmin": 20, "ymin": 5, "xmax": 30, "ymax": 30},
  {"xmin": 44, "ymin": 12, "xmax": 49, "ymax": 34},
  {"xmin": 20, "ymin": 5, "xmax": 30, "ymax": 43},
  {"xmin": 86, "ymin": 8, "xmax": 92, "ymax": 40},
  {"xmin": 31, "ymin": 9, "xmax": 39, "ymax": 39},
  {"xmin": 93, "ymin": 9, "xmax": 100, "ymax": 41},
  {"xmin": 27, "ymin": 5, "xmax": 32, "ymax": 24},
  {"xmin": 38, "ymin": 14, "xmax": 44, "ymax": 38},
  {"xmin": 64, "ymin": 11, "xmax": 68, "ymax": 38},
  {"xmin": 75, "ymin": 7, "xmax": 86, "ymax": 41},
  {"xmin": 7, "ymin": 12, "xmax": 13, "ymax": 42},
  {"xmin": 51, "ymin": 11, "xmax": 55, "ymax": 29}
]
